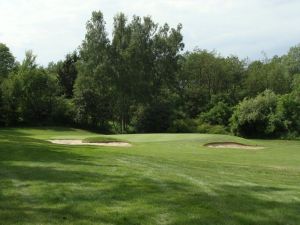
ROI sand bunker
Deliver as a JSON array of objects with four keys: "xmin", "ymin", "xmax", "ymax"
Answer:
[
  {"xmin": 48, "ymin": 139, "xmax": 131, "ymax": 147},
  {"xmin": 204, "ymin": 142, "xmax": 264, "ymax": 150}
]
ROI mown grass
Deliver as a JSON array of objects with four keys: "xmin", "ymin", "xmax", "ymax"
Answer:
[
  {"xmin": 82, "ymin": 136, "xmax": 126, "ymax": 143},
  {"xmin": 0, "ymin": 127, "xmax": 300, "ymax": 225}
]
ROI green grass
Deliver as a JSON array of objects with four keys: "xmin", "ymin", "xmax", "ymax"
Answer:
[
  {"xmin": 82, "ymin": 136, "xmax": 126, "ymax": 143},
  {"xmin": 0, "ymin": 127, "xmax": 300, "ymax": 225}
]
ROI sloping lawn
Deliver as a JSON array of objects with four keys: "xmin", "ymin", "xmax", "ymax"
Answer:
[{"xmin": 0, "ymin": 127, "xmax": 300, "ymax": 225}]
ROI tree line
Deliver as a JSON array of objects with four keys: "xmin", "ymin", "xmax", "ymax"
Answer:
[{"xmin": 0, "ymin": 11, "xmax": 299, "ymax": 138}]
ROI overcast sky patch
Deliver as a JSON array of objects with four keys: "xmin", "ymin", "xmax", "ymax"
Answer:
[{"xmin": 0, "ymin": 0, "xmax": 299, "ymax": 65}]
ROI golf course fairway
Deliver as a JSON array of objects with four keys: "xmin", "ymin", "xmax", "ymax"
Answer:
[{"xmin": 0, "ymin": 127, "xmax": 299, "ymax": 225}]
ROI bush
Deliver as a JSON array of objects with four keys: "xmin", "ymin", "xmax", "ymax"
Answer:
[
  {"xmin": 19, "ymin": 69, "xmax": 61, "ymax": 123},
  {"xmin": 197, "ymin": 123, "xmax": 228, "ymax": 134},
  {"xmin": 276, "ymin": 93, "xmax": 300, "ymax": 135},
  {"xmin": 230, "ymin": 90, "xmax": 282, "ymax": 137},
  {"xmin": 51, "ymin": 97, "xmax": 76, "ymax": 125},
  {"xmin": 168, "ymin": 118, "xmax": 197, "ymax": 133},
  {"xmin": 133, "ymin": 100, "xmax": 174, "ymax": 133},
  {"xmin": 200, "ymin": 101, "xmax": 232, "ymax": 126},
  {"xmin": 0, "ymin": 73, "xmax": 22, "ymax": 125}
]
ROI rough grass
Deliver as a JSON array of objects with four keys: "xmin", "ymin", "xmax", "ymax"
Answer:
[{"xmin": 0, "ymin": 127, "xmax": 300, "ymax": 225}]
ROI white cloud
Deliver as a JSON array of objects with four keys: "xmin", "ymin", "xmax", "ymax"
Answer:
[{"xmin": 0, "ymin": 0, "xmax": 299, "ymax": 65}]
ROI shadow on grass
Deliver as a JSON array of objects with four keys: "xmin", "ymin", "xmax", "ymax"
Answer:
[
  {"xmin": 0, "ymin": 129, "xmax": 90, "ymax": 164},
  {"xmin": 1, "ymin": 171, "xmax": 300, "ymax": 224}
]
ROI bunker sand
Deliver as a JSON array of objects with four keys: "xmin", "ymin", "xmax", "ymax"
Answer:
[
  {"xmin": 48, "ymin": 139, "xmax": 132, "ymax": 147},
  {"xmin": 204, "ymin": 142, "xmax": 264, "ymax": 150}
]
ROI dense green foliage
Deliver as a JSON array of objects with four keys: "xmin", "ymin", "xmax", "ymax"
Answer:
[
  {"xmin": 56, "ymin": 52, "xmax": 79, "ymax": 98},
  {"xmin": 1, "ymin": 127, "xmax": 300, "ymax": 224},
  {"xmin": 0, "ymin": 10, "xmax": 299, "ymax": 138},
  {"xmin": 231, "ymin": 90, "xmax": 280, "ymax": 137},
  {"xmin": 276, "ymin": 76, "xmax": 300, "ymax": 137},
  {"xmin": 0, "ymin": 51, "xmax": 69, "ymax": 126},
  {"xmin": 0, "ymin": 43, "xmax": 15, "ymax": 78}
]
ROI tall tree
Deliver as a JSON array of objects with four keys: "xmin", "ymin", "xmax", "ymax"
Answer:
[
  {"xmin": 111, "ymin": 13, "xmax": 132, "ymax": 132},
  {"xmin": 283, "ymin": 44, "xmax": 300, "ymax": 75},
  {"xmin": 244, "ymin": 57, "xmax": 291, "ymax": 96},
  {"xmin": 0, "ymin": 43, "xmax": 15, "ymax": 79},
  {"xmin": 57, "ymin": 51, "xmax": 79, "ymax": 98},
  {"xmin": 152, "ymin": 23, "xmax": 184, "ymax": 94},
  {"xmin": 179, "ymin": 50, "xmax": 243, "ymax": 117},
  {"xmin": 111, "ymin": 14, "xmax": 184, "ymax": 132},
  {"xmin": 19, "ymin": 51, "xmax": 60, "ymax": 123},
  {"xmin": 1, "ymin": 51, "xmax": 60, "ymax": 124},
  {"xmin": 125, "ymin": 15, "xmax": 157, "ymax": 101},
  {"xmin": 74, "ymin": 11, "xmax": 113, "ymax": 129}
]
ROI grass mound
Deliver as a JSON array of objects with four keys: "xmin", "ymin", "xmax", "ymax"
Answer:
[{"xmin": 82, "ymin": 136, "xmax": 126, "ymax": 143}]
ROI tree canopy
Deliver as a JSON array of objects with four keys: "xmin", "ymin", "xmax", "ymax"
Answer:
[{"xmin": 0, "ymin": 10, "xmax": 299, "ymax": 138}]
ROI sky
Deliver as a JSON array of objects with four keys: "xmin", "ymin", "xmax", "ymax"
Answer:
[{"xmin": 0, "ymin": 0, "xmax": 300, "ymax": 65}]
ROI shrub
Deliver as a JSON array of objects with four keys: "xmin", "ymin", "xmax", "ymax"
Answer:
[
  {"xmin": 230, "ymin": 90, "xmax": 282, "ymax": 137},
  {"xmin": 0, "ymin": 73, "xmax": 22, "ymax": 125},
  {"xmin": 133, "ymin": 100, "xmax": 174, "ymax": 133},
  {"xmin": 168, "ymin": 118, "xmax": 197, "ymax": 133},
  {"xmin": 197, "ymin": 123, "xmax": 228, "ymax": 134},
  {"xmin": 51, "ymin": 97, "xmax": 76, "ymax": 125},
  {"xmin": 276, "ymin": 92, "xmax": 300, "ymax": 135},
  {"xmin": 200, "ymin": 101, "xmax": 232, "ymax": 126},
  {"xmin": 20, "ymin": 69, "xmax": 60, "ymax": 123}
]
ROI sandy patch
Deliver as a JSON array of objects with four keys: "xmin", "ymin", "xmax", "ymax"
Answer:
[
  {"xmin": 204, "ymin": 142, "xmax": 264, "ymax": 150},
  {"xmin": 48, "ymin": 139, "xmax": 131, "ymax": 147}
]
